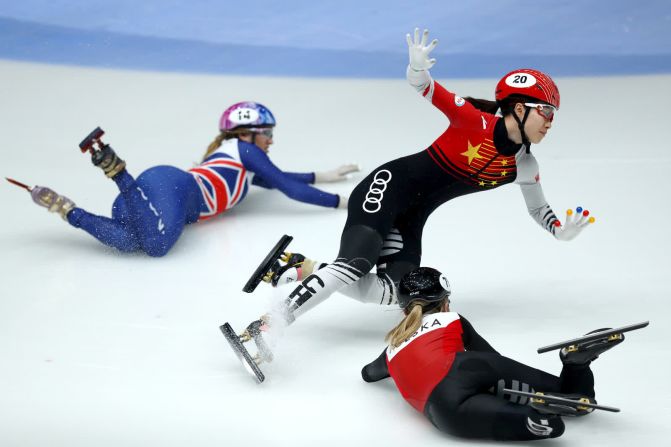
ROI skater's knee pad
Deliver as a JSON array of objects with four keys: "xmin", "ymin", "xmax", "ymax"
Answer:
[{"xmin": 337, "ymin": 225, "xmax": 383, "ymax": 274}]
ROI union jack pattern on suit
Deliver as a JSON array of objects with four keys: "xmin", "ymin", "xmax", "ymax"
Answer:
[{"xmin": 189, "ymin": 152, "xmax": 250, "ymax": 221}]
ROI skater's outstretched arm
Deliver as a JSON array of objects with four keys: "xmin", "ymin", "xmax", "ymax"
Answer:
[
  {"xmin": 459, "ymin": 315, "xmax": 499, "ymax": 354},
  {"xmin": 361, "ymin": 348, "xmax": 390, "ymax": 382},
  {"xmin": 515, "ymin": 152, "xmax": 595, "ymax": 240},
  {"xmin": 252, "ymin": 172, "xmax": 314, "ymax": 187},
  {"xmin": 238, "ymin": 142, "xmax": 344, "ymax": 208},
  {"xmin": 253, "ymin": 163, "xmax": 359, "ymax": 187},
  {"xmin": 406, "ymin": 29, "xmax": 484, "ymax": 130}
]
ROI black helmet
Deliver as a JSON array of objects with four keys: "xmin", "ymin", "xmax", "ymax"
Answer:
[{"xmin": 397, "ymin": 267, "xmax": 451, "ymax": 309}]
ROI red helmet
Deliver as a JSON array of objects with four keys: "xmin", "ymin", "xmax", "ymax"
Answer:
[{"xmin": 495, "ymin": 69, "xmax": 560, "ymax": 109}]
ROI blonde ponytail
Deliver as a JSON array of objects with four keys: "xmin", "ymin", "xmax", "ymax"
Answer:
[
  {"xmin": 200, "ymin": 129, "xmax": 256, "ymax": 162},
  {"xmin": 201, "ymin": 133, "xmax": 225, "ymax": 162},
  {"xmin": 386, "ymin": 303, "xmax": 424, "ymax": 348},
  {"xmin": 385, "ymin": 298, "xmax": 448, "ymax": 348}
]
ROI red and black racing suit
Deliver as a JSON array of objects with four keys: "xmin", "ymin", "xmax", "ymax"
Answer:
[{"xmin": 362, "ymin": 312, "xmax": 595, "ymax": 441}]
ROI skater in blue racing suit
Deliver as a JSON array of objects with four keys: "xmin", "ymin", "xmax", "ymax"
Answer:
[{"xmin": 18, "ymin": 101, "xmax": 358, "ymax": 257}]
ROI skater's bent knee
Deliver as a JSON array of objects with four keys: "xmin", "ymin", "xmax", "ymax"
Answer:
[
  {"xmin": 143, "ymin": 240, "xmax": 175, "ymax": 257},
  {"xmin": 338, "ymin": 225, "xmax": 384, "ymax": 272}
]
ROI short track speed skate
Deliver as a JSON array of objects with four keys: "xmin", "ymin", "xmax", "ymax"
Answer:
[
  {"xmin": 242, "ymin": 234, "xmax": 294, "ymax": 292},
  {"xmin": 79, "ymin": 126, "xmax": 106, "ymax": 153},
  {"xmin": 503, "ymin": 389, "xmax": 620, "ymax": 415},
  {"xmin": 79, "ymin": 126, "xmax": 126, "ymax": 178},
  {"xmin": 537, "ymin": 321, "xmax": 649, "ymax": 364},
  {"xmin": 220, "ymin": 319, "xmax": 274, "ymax": 383}
]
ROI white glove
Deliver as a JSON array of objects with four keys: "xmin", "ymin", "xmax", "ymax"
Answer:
[
  {"xmin": 554, "ymin": 207, "xmax": 595, "ymax": 241},
  {"xmin": 406, "ymin": 28, "xmax": 438, "ymax": 71},
  {"xmin": 337, "ymin": 194, "xmax": 349, "ymax": 209},
  {"xmin": 315, "ymin": 164, "xmax": 360, "ymax": 183}
]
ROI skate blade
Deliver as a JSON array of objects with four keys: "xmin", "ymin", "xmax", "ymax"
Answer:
[
  {"xmin": 5, "ymin": 177, "xmax": 32, "ymax": 192},
  {"xmin": 537, "ymin": 321, "xmax": 648, "ymax": 354},
  {"xmin": 243, "ymin": 234, "xmax": 293, "ymax": 293},
  {"xmin": 503, "ymin": 388, "xmax": 620, "ymax": 413},
  {"xmin": 220, "ymin": 323, "xmax": 265, "ymax": 383}
]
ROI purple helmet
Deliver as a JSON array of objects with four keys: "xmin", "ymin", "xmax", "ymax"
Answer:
[{"xmin": 219, "ymin": 101, "xmax": 276, "ymax": 132}]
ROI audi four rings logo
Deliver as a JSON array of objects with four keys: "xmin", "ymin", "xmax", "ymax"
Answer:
[{"xmin": 362, "ymin": 169, "xmax": 392, "ymax": 213}]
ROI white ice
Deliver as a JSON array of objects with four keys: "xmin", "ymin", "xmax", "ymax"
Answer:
[{"xmin": 1, "ymin": 60, "xmax": 670, "ymax": 446}]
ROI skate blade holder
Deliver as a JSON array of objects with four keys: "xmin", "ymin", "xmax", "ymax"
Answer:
[
  {"xmin": 79, "ymin": 126, "xmax": 106, "ymax": 154},
  {"xmin": 564, "ymin": 332, "xmax": 623, "ymax": 354},
  {"xmin": 503, "ymin": 388, "xmax": 620, "ymax": 413},
  {"xmin": 537, "ymin": 321, "xmax": 648, "ymax": 354},
  {"xmin": 530, "ymin": 393, "xmax": 592, "ymax": 412},
  {"xmin": 220, "ymin": 322, "xmax": 270, "ymax": 383},
  {"xmin": 243, "ymin": 234, "xmax": 293, "ymax": 293}
]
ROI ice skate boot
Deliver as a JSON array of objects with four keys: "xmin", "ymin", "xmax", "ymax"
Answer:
[
  {"xmin": 30, "ymin": 186, "xmax": 76, "ymax": 220},
  {"xmin": 79, "ymin": 127, "xmax": 126, "ymax": 179},
  {"xmin": 263, "ymin": 252, "xmax": 320, "ymax": 287},
  {"xmin": 560, "ymin": 328, "xmax": 625, "ymax": 365},
  {"xmin": 220, "ymin": 315, "xmax": 275, "ymax": 383}
]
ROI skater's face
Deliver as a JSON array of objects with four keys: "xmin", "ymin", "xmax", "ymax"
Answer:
[
  {"xmin": 514, "ymin": 103, "xmax": 553, "ymax": 144},
  {"xmin": 239, "ymin": 129, "xmax": 274, "ymax": 153}
]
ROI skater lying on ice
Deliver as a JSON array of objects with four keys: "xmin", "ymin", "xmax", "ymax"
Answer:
[
  {"xmin": 361, "ymin": 267, "xmax": 641, "ymax": 441},
  {"xmin": 8, "ymin": 102, "xmax": 358, "ymax": 257}
]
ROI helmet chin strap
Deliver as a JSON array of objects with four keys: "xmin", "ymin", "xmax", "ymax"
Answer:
[{"xmin": 513, "ymin": 106, "xmax": 532, "ymax": 152}]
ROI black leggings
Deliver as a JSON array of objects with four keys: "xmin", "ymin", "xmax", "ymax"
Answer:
[
  {"xmin": 285, "ymin": 151, "xmax": 483, "ymax": 316},
  {"xmin": 424, "ymin": 351, "xmax": 594, "ymax": 441},
  {"xmin": 338, "ymin": 150, "xmax": 480, "ymax": 283}
]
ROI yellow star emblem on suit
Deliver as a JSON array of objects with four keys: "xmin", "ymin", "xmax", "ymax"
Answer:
[
  {"xmin": 501, "ymin": 159, "xmax": 508, "ymax": 166},
  {"xmin": 501, "ymin": 170, "xmax": 508, "ymax": 177},
  {"xmin": 461, "ymin": 141, "xmax": 484, "ymax": 165},
  {"xmin": 491, "ymin": 180, "xmax": 498, "ymax": 186},
  {"xmin": 479, "ymin": 180, "xmax": 485, "ymax": 186}
]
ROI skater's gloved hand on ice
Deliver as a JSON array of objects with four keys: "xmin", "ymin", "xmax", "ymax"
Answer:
[
  {"xmin": 315, "ymin": 164, "xmax": 360, "ymax": 183},
  {"xmin": 554, "ymin": 207, "xmax": 595, "ymax": 241},
  {"xmin": 406, "ymin": 28, "xmax": 438, "ymax": 71},
  {"xmin": 337, "ymin": 194, "xmax": 349, "ymax": 209}
]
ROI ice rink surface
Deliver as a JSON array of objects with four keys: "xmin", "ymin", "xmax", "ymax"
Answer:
[{"xmin": 1, "ymin": 60, "xmax": 670, "ymax": 446}]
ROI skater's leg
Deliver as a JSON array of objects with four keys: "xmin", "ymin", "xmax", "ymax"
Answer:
[
  {"xmin": 337, "ymin": 270, "xmax": 396, "ymax": 305},
  {"xmin": 559, "ymin": 362, "xmax": 595, "ymax": 397},
  {"xmin": 424, "ymin": 352, "xmax": 566, "ymax": 440},
  {"xmin": 67, "ymin": 200, "xmax": 140, "ymax": 252},
  {"xmin": 110, "ymin": 166, "xmax": 201, "ymax": 257},
  {"xmin": 471, "ymin": 352, "xmax": 563, "ymax": 401},
  {"xmin": 274, "ymin": 161, "xmax": 411, "ymax": 320},
  {"xmin": 66, "ymin": 166, "xmax": 200, "ymax": 256},
  {"xmin": 338, "ymin": 237, "xmax": 420, "ymax": 305},
  {"xmin": 426, "ymin": 379, "xmax": 565, "ymax": 440},
  {"xmin": 28, "ymin": 184, "xmax": 140, "ymax": 251},
  {"xmin": 340, "ymin": 216, "xmax": 423, "ymax": 305},
  {"xmin": 452, "ymin": 351, "xmax": 595, "ymax": 409},
  {"xmin": 286, "ymin": 224, "xmax": 385, "ymax": 319}
]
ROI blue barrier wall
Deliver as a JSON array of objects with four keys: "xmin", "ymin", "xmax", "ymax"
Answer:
[{"xmin": 1, "ymin": 0, "xmax": 670, "ymax": 77}]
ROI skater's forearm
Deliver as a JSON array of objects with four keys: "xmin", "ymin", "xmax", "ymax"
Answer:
[
  {"xmin": 361, "ymin": 349, "xmax": 390, "ymax": 382},
  {"xmin": 520, "ymin": 183, "xmax": 559, "ymax": 236}
]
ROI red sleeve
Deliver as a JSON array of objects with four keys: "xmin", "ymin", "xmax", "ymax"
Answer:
[{"xmin": 427, "ymin": 80, "xmax": 487, "ymax": 130}]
